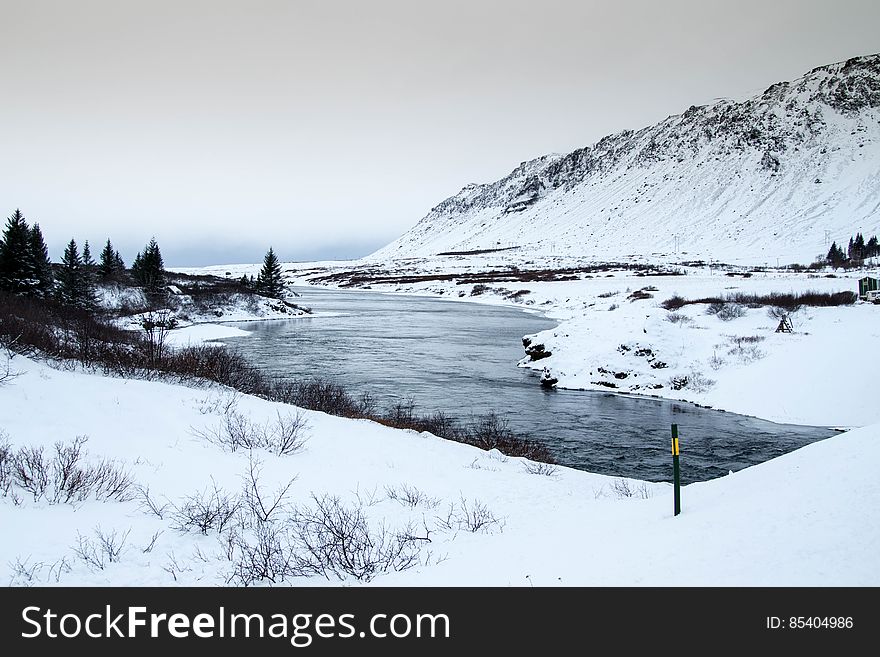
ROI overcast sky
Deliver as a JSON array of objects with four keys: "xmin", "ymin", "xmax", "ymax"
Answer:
[{"xmin": 2, "ymin": 1, "xmax": 879, "ymax": 266}]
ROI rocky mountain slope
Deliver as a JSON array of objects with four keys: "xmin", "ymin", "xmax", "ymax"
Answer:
[{"xmin": 372, "ymin": 54, "xmax": 880, "ymax": 265}]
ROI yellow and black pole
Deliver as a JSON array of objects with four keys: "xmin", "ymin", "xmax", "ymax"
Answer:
[{"xmin": 671, "ymin": 424, "xmax": 681, "ymax": 516}]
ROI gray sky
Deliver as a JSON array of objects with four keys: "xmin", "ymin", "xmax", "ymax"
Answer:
[{"xmin": 2, "ymin": 0, "xmax": 879, "ymax": 266}]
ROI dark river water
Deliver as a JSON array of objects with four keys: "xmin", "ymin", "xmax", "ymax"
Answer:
[{"xmin": 222, "ymin": 286, "xmax": 836, "ymax": 483}]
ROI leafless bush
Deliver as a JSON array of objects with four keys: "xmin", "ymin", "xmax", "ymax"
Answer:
[
  {"xmin": 384, "ymin": 483, "xmax": 440, "ymax": 508},
  {"xmin": 73, "ymin": 526, "xmax": 131, "ymax": 570},
  {"xmin": 0, "ymin": 436, "xmax": 11, "ymax": 498},
  {"xmin": 226, "ymin": 522, "xmax": 296, "ymax": 586},
  {"xmin": 8, "ymin": 557, "xmax": 43, "ymax": 586},
  {"xmin": 289, "ymin": 494, "xmax": 427, "ymax": 582},
  {"xmin": 8, "ymin": 556, "xmax": 71, "ymax": 586},
  {"xmin": 142, "ymin": 530, "xmax": 164, "ymax": 554},
  {"xmin": 7, "ymin": 437, "xmax": 134, "ymax": 504},
  {"xmin": 709, "ymin": 303, "xmax": 746, "ymax": 320},
  {"xmin": 140, "ymin": 309, "xmax": 178, "ymax": 368},
  {"xmin": 240, "ymin": 456, "xmax": 296, "ymax": 525},
  {"xmin": 598, "ymin": 290, "xmax": 619, "ymax": 298},
  {"xmin": 665, "ymin": 312, "xmax": 694, "ymax": 326},
  {"xmin": 709, "ymin": 352, "xmax": 726, "ymax": 370},
  {"xmin": 435, "ymin": 497, "xmax": 504, "ymax": 534},
  {"xmin": 135, "ymin": 484, "xmax": 170, "ymax": 519},
  {"xmin": 608, "ymin": 303, "xmax": 619, "ymax": 311},
  {"xmin": 470, "ymin": 284, "xmax": 489, "ymax": 296},
  {"xmin": 1, "ymin": 352, "xmax": 21, "ymax": 386},
  {"xmin": 193, "ymin": 409, "xmax": 309, "ymax": 456},
  {"xmin": 162, "ymin": 551, "xmax": 192, "ymax": 582},
  {"xmin": 523, "ymin": 461, "xmax": 560, "ymax": 477},
  {"xmin": 611, "ymin": 478, "xmax": 635, "ymax": 498},
  {"xmin": 171, "ymin": 480, "xmax": 240, "ymax": 535}
]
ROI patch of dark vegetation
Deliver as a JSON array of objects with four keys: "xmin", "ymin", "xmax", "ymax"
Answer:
[
  {"xmin": 661, "ymin": 290, "xmax": 857, "ymax": 312},
  {"xmin": 627, "ymin": 288, "xmax": 654, "ymax": 301},
  {"xmin": 309, "ymin": 263, "xmax": 684, "ymax": 288},
  {"xmin": 436, "ymin": 246, "xmax": 521, "ymax": 256},
  {"xmin": 522, "ymin": 338, "xmax": 551, "ymax": 361}
]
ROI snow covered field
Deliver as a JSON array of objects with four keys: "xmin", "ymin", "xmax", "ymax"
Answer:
[{"xmin": 1, "ymin": 353, "xmax": 877, "ymax": 586}]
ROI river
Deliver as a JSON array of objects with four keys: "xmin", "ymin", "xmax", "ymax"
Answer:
[{"xmin": 222, "ymin": 286, "xmax": 836, "ymax": 483}]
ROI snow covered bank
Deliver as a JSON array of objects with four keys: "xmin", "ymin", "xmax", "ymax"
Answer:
[
  {"xmin": 0, "ymin": 354, "xmax": 877, "ymax": 586},
  {"xmin": 273, "ymin": 254, "xmax": 879, "ymax": 428}
]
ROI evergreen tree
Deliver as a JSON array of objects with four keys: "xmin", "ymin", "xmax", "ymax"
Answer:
[
  {"xmin": 132, "ymin": 237, "xmax": 165, "ymax": 295},
  {"xmin": 81, "ymin": 240, "xmax": 97, "ymax": 286},
  {"xmin": 0, "ymin": 209, "xmax": 36, "ymax": 293},
  {"xmin": 28, "ymin": 224, "xmax": 54, "ymax": 297},
  {"xmin": 56, "ymin": 239, "xmax": 94, "ymax": 307},
  {"xmin": 826, "ymin": 241, "xmax": 846, "ymax": 267},
  {"xmin": 255, "ymin": 247, "xmax": 285, "ymax": 299},
  {"xmin": 854, "ymin": 233, "xmax": 866, "ymax": 261},
  {"xmin": 99, "ymin": 239, "xmax": 125, "ymax": 280},
  {"xmin": 867, "ymin": 236, "xmax": 879, "ymax": 259}
]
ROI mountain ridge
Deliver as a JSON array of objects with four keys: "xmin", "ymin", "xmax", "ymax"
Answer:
[{"xmin": 371, "ymin": 53, "xmax": 880, "ymax": 265}]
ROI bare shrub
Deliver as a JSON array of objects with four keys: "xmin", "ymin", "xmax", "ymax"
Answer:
[
  {"xmin": 435, "ymin": 496, "xmax": 504, "ymax": 534},
  {"xmin": 227, "ymin": 522, "xmax": 295, "ymax": 586},
  {"xmin": 7, "ymin": 437, "xmax": 134, "ymax": 505},
  {"xmin": 608, "ymin": 303, "xmax": 619, "ymax": 311},
  {"xmin": 0, "ymin": 435, "xmax": 12, "ymax": 497},
  {"xmin": 73, "ymin": 526, "xmax": 131, "ymax": 570},
  {"xmin": 715, "ymin": 303, "xmax": 746, "ymax": 321},
  {"xmin": 142, "ymin": 530, "xmax": 164, "ymax": 554},
  {"xmin": 384, "ymin": 483, "xmax": 440, "ymax": 508},
  {"xmin": 523, "ymin": 461, "xmax": 560, "ymax": 477},
  {"xmin": 135, "ymin": 484, "xmax": 170, "ymax": 519},
  {"xmin": 470, "ymin": 284, "xmax": 489, "ymax": 296},
  {"xmin": 611, "ymin": 478, "xmax": 635, "ymax": 498},
  {"xmin": 193, "ymin": 409, "xmax": 309, "ymax": 456},
  {"xmin": 665, "ymin": 312, "xmax": 694, "ymax": 326},
  {"xmin": 598, "ymin": 290, "xmax": 619, "ymax": 298},
  {"xmin": 240, "ymin": 456, "xmax": 296, "ymax": 525},
  {"xmin": 8, "ymin": 557, "xmax": 43, "ymax": 586},
  {"xmin": 289, "ymin": 494, "xmax": 427, "ymax": 582},
  {"xmin": 171, "ymin": 480, "xmax": 240, "ymax": 535}
]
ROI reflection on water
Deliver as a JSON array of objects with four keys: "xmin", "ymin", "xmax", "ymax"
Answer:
[{"xmin": 222, "ymin": 287, "xmax": 835, "ymax": 483}]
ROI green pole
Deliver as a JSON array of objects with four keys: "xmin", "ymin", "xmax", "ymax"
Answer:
[{"xmin": 672, "ymin": 424, "xmax": 681, "ymax": 516}]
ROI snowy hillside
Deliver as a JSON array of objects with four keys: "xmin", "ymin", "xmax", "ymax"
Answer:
[
  {"xmin": 1, "ymin": 353, "xmax": 878, "ymax": 586},
  {"xmin": 372, "ymin": 54, "xmax": 880, "ymax": 265}
]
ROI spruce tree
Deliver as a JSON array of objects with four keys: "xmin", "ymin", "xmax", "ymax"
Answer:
[
  {"xmin": 255, "ymin": 247, "xmax": 285, "ymax": 299},
  {"xmin": 56, "ymin": 239, "xmax": 89, "ymax": 306},
  {"xmin": 0, "ymin": 209, "xmax": 35, "ymax": 293},
  {"xmin": 81, "ymin": 240, "xmax": 97, "ymax": 287},
  {"xmin": 28, "ymin": 224, "xmax": 54, "ymax": 297},
  {"xmin": 132, "ymin": 238, "xmax": 165, "ymax": 295},
  {"xmin": 854, "ymin": 233, "xmax": 866, "ymax": 261},
  {"xmin": 867, "ymin": 236, "xmax": 879, "ymax": 259},
  {"xmin": 826, "ymin": 241, "xmax": 846, "ymax": 267},
  {"xmin": 99, "ymin": 239, "xmax": 125, "ymax": 280}
]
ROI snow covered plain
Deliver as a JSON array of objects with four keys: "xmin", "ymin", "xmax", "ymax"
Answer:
[{"xmin": 1, "ymin": 353, "xmax": 877, "ymax": 586}]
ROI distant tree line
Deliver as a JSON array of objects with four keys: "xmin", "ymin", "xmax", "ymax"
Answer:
[
  {"xmin": 0, "ymin": 208, "xmax": 288, "ymax": 307},
  {"xmin": 0, "ymin": 208, "xmax": 170, "ymax": 307},
  {"xmin": 826, "ymin": 232, "xmax": 880, "ymax": 267}
]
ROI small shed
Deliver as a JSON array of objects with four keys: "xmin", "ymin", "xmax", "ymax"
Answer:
[{"xmin": 858, "ymin": 276, "xmax": 879, "ymax": 300}]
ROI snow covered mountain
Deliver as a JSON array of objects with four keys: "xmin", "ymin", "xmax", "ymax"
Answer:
[{"xmin": 372, "ymin": 54, "xmax": 880, "ymax": 265}]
